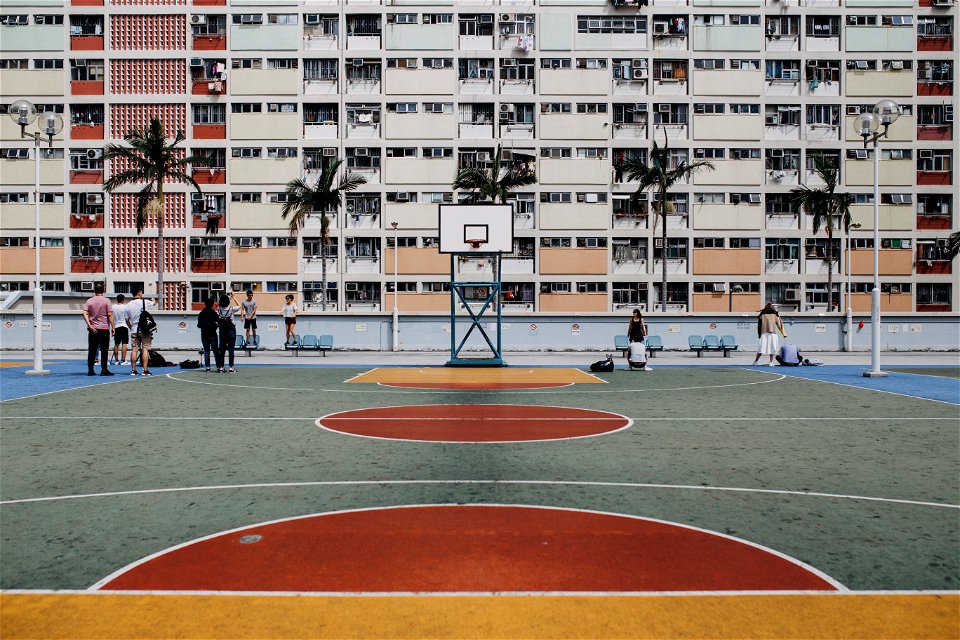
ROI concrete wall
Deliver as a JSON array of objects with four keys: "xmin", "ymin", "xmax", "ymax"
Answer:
[
  {"xmin": 230, "ymin": 69, "xmax": 299, "ymax": 95},
  {"xmin": 3, "ymin": 310, "xmax": 957, "ymax": 352}
]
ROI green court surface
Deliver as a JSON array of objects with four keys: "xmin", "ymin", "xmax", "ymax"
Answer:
[{"xmin": 1, "ymin": 366, "xmax": 957, "ymax": 597}]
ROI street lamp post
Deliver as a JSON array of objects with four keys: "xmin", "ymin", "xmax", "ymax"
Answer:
[
  {"xmin": 8, "ymin": 100, "xmax": 64, "ymax": 377},
  {"xmin": 845, "ymin": 222, "xmax": 862, "ymax": 352},
  {"xmin": 853, "ymin": 99, "xmax": 899, "ymax": 377},
  {"xmin": 391, "ymin": 221, "xmax": 399, "ymax": 352}
]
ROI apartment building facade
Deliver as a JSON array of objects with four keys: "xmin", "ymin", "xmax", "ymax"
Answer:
[{"xmin": 0, "ymin": 0, "xmax": 956, "ymax": 315}]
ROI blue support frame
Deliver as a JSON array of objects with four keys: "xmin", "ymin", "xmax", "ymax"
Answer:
[{"xmin": 447, "ymin": 252, "xmax": 506, "ymax": 367}]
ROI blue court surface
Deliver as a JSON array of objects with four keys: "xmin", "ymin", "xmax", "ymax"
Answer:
[{"xmin": 2, "ymin": 359, "xmax": 957, "ymax": 404}]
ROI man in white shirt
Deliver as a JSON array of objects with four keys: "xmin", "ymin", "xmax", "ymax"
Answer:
[
  {"xmin": 125, "ymin": 290, "xmax": 156, "ymax": 376},
  {"xmin": 111, "ymin": 294, "xmax": 129, "ymax": 366}
]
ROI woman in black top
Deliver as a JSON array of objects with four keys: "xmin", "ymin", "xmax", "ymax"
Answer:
[
  {"xmin": 627, "ymin": 309, "xmax": 647, "ymax": 343},
  {"xmin": 196, "ymin": 298, "xmax": 220, "ymax": 372}
]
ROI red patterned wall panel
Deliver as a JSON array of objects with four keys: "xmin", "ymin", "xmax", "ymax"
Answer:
[
  {"xmin": 111, "ymin": 59, "xmax": 186, "ymax": 95},
  {"xmin": 109, "ymin": 237, "xmax": 186, "ymax": 275},
  {"xmin": 112, "ymin": 0, "xmax": 185, "ymax": 4},
  {"xmin": 163, "ymin": 281, "xmax": 187, "ymax": 311},
  {"xmin": 109, "ymin": 193, "xmax": 187, "ymax": 229},
  {"xmin": 110, "ymin": 14, "xmax": 186, "ymax": 51},
  {"xmin": 110, "ymin": 104, "xmax": 186, "ymax": 139}
]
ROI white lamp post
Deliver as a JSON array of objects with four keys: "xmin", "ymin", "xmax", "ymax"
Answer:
[
  {"xmin": 390, "ymin": 221, "xmax": 399, "ymax": 352},
  {"xmin": 8, "ymin": 100, "xmax": 64, "ymax": 377},
  {"xmin": 845, "ymin": 222, "xmax": 862, "ymax": 352},
  {"xmin": 853, "ymin": 99, "xmax": 899, "ymax": 377}
]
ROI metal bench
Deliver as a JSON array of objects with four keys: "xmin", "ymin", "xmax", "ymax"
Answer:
[
  {"xmin": 645, "ymin": 335, "xmax": 663, "ymax": 357},
  {"xmin": 614, "ymin": 334, "xmax": 629, "ymax": 357},
  {"xmin": 688, "ymin": 334, "xmax": 704, "ymax": 357}
]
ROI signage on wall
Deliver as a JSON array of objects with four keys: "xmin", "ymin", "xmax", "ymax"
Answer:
[{"xmin": 571, "ymin": 323, "xmax": 581, "ymax": 336}]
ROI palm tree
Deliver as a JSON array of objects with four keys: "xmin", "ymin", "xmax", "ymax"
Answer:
[
  {"xmin": 451, "ymin": 144, "xmax": 537, "ymax": 204},
  {"xmin": 788, "ymin": 154, "xmax": 853, "ymax": 312},
  {"xmin": 621, "ymin": 129, "xmax": 714, "ymax": 312},
  {"xmin": 280, "ymin": 159, "xmax": 366, "ymax": 311},
  {"xmin": 946, "ymin": 230, "xmax": 960, "ymax": 260},
  {"xmin": 102, "ymin": 118, "xmax": 210, "ymax": 310}
]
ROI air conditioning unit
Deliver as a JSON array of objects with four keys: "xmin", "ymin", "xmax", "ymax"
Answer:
[
  {"xmin": 396, "ymin": 193, "xmax": 409, "ymax": 202},
  {"xmin": 765, "ymin": 115, "xmax": 778, "ymax": 125},
  {"xmin": 501, "ymin": 59, "xmax": 516, "ymax": 67},
  {"xmin": 354, "ymin": 147, "xmax": 368, "ymax": 156},
  {"xmin": 190, "ymin": 237, "xmax": 202, "ymax": 245},
  {"xmin": 500, "ymin": 104, "xmax": 511, "ymax": 112},
  {"xmin": 190, "ymin": 57, "xmax": 204, "ymax": 67},
  {"xmin": 80, "ymin": 281, "xmax": 94, "ymax": 291},
  {"xmin": 480, "ymin": 15, "xmax": 493, "ymax": 24},
  {"xmin": 854, "ymin": 60, "xmax": 868, "ymax": 70},
  {"xmin": 345, "ymin": 282, "xmax": 358, "ymax": 292},
  {"xmin": 632, "ymin": 69, "xmax": 645, "ymax": 79},
  {"xmin": 190, "ymin": 15, "xmax": 205, "ymax": 26},
  {"xmin": 86, "ymin": 193, "xmax": 104, "ymax": 205},
  {"xmin": 191, "ymin": 192, "xmax": 204, "ymax": 203},
  {"xmin": 654, "ymin": 238, "xmax": 664, "ymax": 248},
  {"xmin": 501, "ymin": 14, "xmax": 514, "ymax": 22},
  {"xmin": 657, "ymin": 104, "xmax": 671, "ymax": 113},
  {"xmin": 890, "ymin": 61, "xmax": 904, "ymax": 70},
  {"xmin": 232, "ymin": 283, "xmax": 242, "ymax": 291},
  {"xmin": 945, "ymin": 106, "xmax": 954, "ymax": 123},
  {"xmin": 352, "ymin": 59, "xmax": 364, "ymax": 68},
  {"xmin": 784, "ymin": 288, "xmax": 800, "ymax": 301},
  {"xmin": 476, "ymin": 152, "xmax": 491, "ymax": 162},
  {"xmin": 208, "ymin": 82, "xmax": 220, "ymax": 92},
  {"xmin": 653, "ymin": 22, "xmax": 667, "ymax": 34},
  {"xmin": 239, "ymin": 238, "xmax": 254, "ymax": 248},
  {"xmin": 210, "ymin": 282, "xmax": 224, "ymax": 291},
  {"xmin": 305, "ymin": 14, "xmax": 320, "ymax": 25},
  {"xmin": 87, "ymin": 149, "xmax": 103, "ymax": 160},
  {"xmin": 919, "ymin": 150, "xmax": 933, "ymax": 159},
  {"xmin": 89, "ymin": 238, "xmax": 103, "ymax": 247},
  {"xmin": 713, "ymin": 283, "xmax": 726, "ymax": 293},
  {"xmin": 770, "ymin": 149, "xmax": 784, "ymax": 157}
]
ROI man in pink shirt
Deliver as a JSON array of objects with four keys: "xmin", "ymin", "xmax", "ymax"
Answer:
[{"xmin": 82, "ymin": 281, "xmax": 114, "ymax": 376}]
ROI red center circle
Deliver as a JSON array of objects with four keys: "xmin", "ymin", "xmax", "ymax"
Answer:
[
  {"xmin": 317, "ymin": 404, "xmax": 632, "ymax": 442},
  {"xmin": 97, "ymin": 505, "xmax": 839, "ymax": 593}
]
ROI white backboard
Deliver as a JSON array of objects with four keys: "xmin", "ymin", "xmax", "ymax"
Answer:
[{"xmin": 438, "ymin": 204, "xmax": 514, "ymax": 254}]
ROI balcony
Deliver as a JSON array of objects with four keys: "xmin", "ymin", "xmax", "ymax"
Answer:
[
  {"xmin": 70, "ymin": 257, "xmax": 104, "ymax": 273},
  {"xmin": 70, "ymin": 35, "xmax": 104, "ymax": 51},
  {"xmin": 71, "ymin": 123, "xmax": 104, "ymax": 140},
  {"xmin": 193, "ymin": 34, "xmax": 226, "ymax": 51},
  {"xmin": 70, "ymin": 212, "xmax": 104, "ymax": 229},
  {"xmin": 70, "ymin": 80, "xmax": 104, "ymax": 96},
  {"xmin": 193, "ymin": 125, "xmax": 226, "ymax": 140},
  {"xmin": 192, "ymin": 168, "xmax": 226, "ymax": 184},
  {"xmin": 70, "ymin": 169, "xmax": 103, "ymax": 185}
]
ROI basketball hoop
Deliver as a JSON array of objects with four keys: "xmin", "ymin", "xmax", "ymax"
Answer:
[{"xmin": 466, "ymin": 239, "xmax": 486, "ymax": 250}]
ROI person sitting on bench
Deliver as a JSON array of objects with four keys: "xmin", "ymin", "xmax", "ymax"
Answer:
[{"xmin": 775, "ymin": 342, "xmax": 803, "ymax": 367}]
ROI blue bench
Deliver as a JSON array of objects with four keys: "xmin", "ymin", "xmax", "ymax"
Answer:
[
  {"xmin": 703, "ymin": 334, "xmax": 722, "ymax": 355},
  {"xmin": 614, "ymin": 334, "xmax": 629, "ymax": 357},
  {"xmin": 720, "ymin": 335, "xmax": 739, "ymax": 357},
  {"xmin": 645, "ymin": 335, "xmax": 663, "ymax": 357},
  {"xmin": 236, "ymin": 335, "xmax": 260, "ymax": 357},
  {"xmin": 318, "ymin": 334, "xmax": 334, "ymax": 356},
  {"xmin": 688, "ymin": 334, "xmax": 704, "ymax": 356},
  {"xmin": 289, "ymin": 334, "xmax": 334, "ymax": 356}
]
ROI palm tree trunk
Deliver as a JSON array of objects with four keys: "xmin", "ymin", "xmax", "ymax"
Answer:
[
  {"xmin": 157, "ymin": 186, "xmax": 165, "ymax": 310},
  {"xmin": 825, "ymin": 227, "xmax": 834, "ymax": 313},
  {"xmin": 660, "ymin": 188, "xmax": 668, "ymax": 313},
  {"xmin": 320, "ymin": 213, "xmax": 328, "ymax": 311}
]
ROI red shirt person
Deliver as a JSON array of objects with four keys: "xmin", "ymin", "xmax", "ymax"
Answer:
[{"xmin": 82, "ymin": 282, "xmax": 114, "ymax": 376}]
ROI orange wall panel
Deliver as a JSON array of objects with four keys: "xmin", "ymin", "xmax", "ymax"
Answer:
[
  {"xmin": 539, "ymin": 293, "xmax": 607, "ymax": 312},
  {"xmin": 71, "ymin": 81, "xmax": 104, "ymax": 96},
  {"xmin": 230, "ymin": 247, "xmax": 297, "ymax": 275},
  {"xmin": 71, "ymin": 124, "xmax": 104, "ymax": 140},
  {"xmin": 387, "ymin": 292, "xmax": 449, "ymax": 312},
  {"xmin": 692, "ymin": 249, "xmax": 761, "ymax": 275},
  {"xmin": 70, "ymin": 36, "xmax": 104, "ymax": 50},
  {"xmin": 539, "ymin": 248, "xmax": 607, "ymax": 275},
  {"xmin": 692, "ymin": 292, "xmax": 762, "ymax": 313},
  {"xmin": 385, "ymin": 248, "xmax": 449, "ymax": 275},
  {"xmin": 850, "ymin": 250, "xmax": 913, "ymax": 276},
  {"xmin": 0, "ymin": 247, "xmax": 64, "ymax": 274}
]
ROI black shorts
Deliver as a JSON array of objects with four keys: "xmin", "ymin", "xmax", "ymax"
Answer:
[
  {"xmin": 285, "ymin": 317, "xmax": 296, "ymax": 326},
  {"xmin": 244, "ymin": 318, "xmax": 257, "ymax": 329},
  {"xmin": 114, "ymin": 326, "xmax": 129, "ymax": 345}
]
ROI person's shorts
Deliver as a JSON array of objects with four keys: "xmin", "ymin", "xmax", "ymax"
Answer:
[
  {"xmin": 285, "ymin": 317, "xmax": 296, "ymax": 326},
  {"xmin": 114, "ymin": 326, "xmax": 129, "ymax": 345},
  {"xmin": 131, "ymin": 332, "xmax": 153, "ymax": 353},
  {"xmin": 244, "ymin": 318, "xmax": 257, "ymax": 329}
]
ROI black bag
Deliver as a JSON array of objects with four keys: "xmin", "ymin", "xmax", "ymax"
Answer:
[
  {"xmin": 137, "ymin": 303, "xmax": 157, "ymax": 335},
  {"xmin": 179, "ymin": 359, "xmax": 201, "ymax": 369},
  {"xmin": 590, "ymin": 358, "xmax": 614, "ymax": 373},
  {"xmin": 148, "ymin": 349, "xmax": 169, "ymax": 368},
  {"xmin": 217, "ymin": 311, "xmax": 234, "ymax": 332}
]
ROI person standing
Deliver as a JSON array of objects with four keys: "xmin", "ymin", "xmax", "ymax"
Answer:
[
  {"xmin": 197, "ymin": 297, "xmax": 220, "ymax": 372},
  {"xmin": 216, "ymin": 292, "xmax": 241, "ymax": 373},
  {"xmin": 281, "ymin": 294, "xmax": 298, "ymax": 345},
  {"xmin": 626, "ymin": 308, "xmax": 653, "ymax": 371},
  {"xmin": 752, "ymin": 303, "xmax": 786, "ymax": 366},
  {"xmin": 126, "ymin": 289, "xmax": 155, "ymax": 376},
  {"xmin": 82, "ymin": 282, "xmax": 114, "ymax": 376},
  {"xmin": 241, "ymin": 289, "xmax": 258, "ymax": 344},
  {"xmin": 110, "ymin": 294, "xmax": 129, "ymax": 367}
]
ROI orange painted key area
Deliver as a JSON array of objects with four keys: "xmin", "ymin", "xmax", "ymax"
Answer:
[
  {"xmin": 318, "ymin": 404, "xmax": 631, "ymax": 442},
  {"xmin": 346, "ymin": 367, "xmax": 603, "ymax": 389},
  {"xmin": 97, "ymin": 506, "xmax": 838, "ymax": 593}
]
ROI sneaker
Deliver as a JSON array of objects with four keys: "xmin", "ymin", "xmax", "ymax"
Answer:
[
  {"xmin": 88, "ymin": 371, "xmax": 97, "ymax": 376},
  {"xmin": 228, "ymin": 367, "xmax": 236, "ymax": 373},
  {"xmin": 130, "ymin": 370, "xmax": 138, "ymax": 376},
  {"xmin": 218, "ymin": 368, "xmax": 225, "ymax": 373},
  {"xmin": 100, "ymin": 370, "xmax": 115, "ymax": 376},
  {"xmin": 143, "ymin": 370, "xmax": 152, "ymax": 376},
  {"xmin": 643, "ymin": 366, "xmax": 653, "ymax": 371},
  {"xmin": 205, "ymin": 367, "xmax": 211, "ymax": 372}
]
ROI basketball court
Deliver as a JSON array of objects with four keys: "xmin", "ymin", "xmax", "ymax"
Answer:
[{"xmin": 1, "ymin": 358, "xmax": 958, "ymax": 638}]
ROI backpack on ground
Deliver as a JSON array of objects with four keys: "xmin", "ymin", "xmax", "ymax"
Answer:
[
  {"xmin": 148, "ymin": 349, "xmax": 171, "ymax": 368},
  {"xmin": 590, "ymin": 356, "xmax": 614, "ymax": 373},
  {"xmin": 179, "ymin": 359, "xmax": 201, "ymax": 369}
]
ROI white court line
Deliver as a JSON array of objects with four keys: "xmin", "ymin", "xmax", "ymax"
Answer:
[
  {"xmin": 2, "ymin": 479, "xmax": 956, "ymax": 510},
  {"xmin": 7, "ymin": 588, "xmax": 957, "ymax": 597},
  {"xmin": 163, "ymin": 371, "xmax": 790, "ymax": 395},
  {"xmin": 325, "ymin": 417, "xmax": 627, "ymax": 421},
  {"xmin": 1, "ymin": 416, "xmax": 955, "ymax": 422},
  {"xmin": 86, "ymin": 503, "xmax": 847, "ymax": 592}
]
